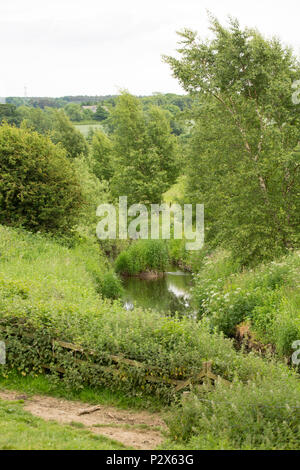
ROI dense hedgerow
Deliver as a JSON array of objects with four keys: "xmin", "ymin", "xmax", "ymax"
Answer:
[
  {"xmin": 2, "ymin": 281, "xmax": 300, "ymax": 403},
  {"xmin": 193, "ymin": 250, "xmax": 300, "ymax": 357},
  {"xmin": 115, "ymin": 239, "xmax": 169, "ymax": 275},
  {"xmin": 0, "ymin": 124, "xmax": 83, "ymax": 234}
]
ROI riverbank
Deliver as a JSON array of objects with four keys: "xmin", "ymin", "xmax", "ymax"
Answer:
[{"xmin": 121, "ymin": 271, "xmax": 165, "ymax": 280}]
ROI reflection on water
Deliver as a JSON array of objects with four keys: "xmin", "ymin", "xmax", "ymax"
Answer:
[{"xmin": 122, "ymin": 266, "xmax": 193, "ymax": 315}]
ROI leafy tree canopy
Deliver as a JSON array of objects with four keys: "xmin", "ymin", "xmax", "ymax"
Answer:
[
  {"xmin": 0, "ymin": 104, "xmax": 20, "ymax": 126},
  {"xmin": 164, "ymin": 16, "xmax": 300, "ymax": 264},
  {"xmin": 90, "ymin": 130, "xmax": 114, "ymax": 182},
  {"xmin": 111, "ymin": 92, "xmax": 179, "ymax": 205}
]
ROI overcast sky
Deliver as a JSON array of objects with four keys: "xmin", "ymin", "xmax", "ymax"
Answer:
[{"xmin": 1, "ymin": 0, "xmax": 300, "ymax": 97}]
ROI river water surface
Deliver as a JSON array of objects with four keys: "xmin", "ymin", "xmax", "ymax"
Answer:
[{"xmin": 122, "ymin": 265, "xmax": 193, "ymax": 315}]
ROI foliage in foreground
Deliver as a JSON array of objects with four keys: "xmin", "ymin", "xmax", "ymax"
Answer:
[
  {"xmin": 165, "ymin": 375, "xmax": 300, "ymax": 450},
  {"xmin": 0, "ymin": 224, "xmax": 122, "ymax": 308}
]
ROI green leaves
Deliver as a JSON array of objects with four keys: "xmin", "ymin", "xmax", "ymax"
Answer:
[
  {"xmin": 49, "ymin": 109, "xmax": 88, "ymax": 159},
  {"xmin": 165, "ymin": 16, "xmax": 300, "ymax": 265},
  {"xmin": 110, "ymin": 92, "xmax": 179, "ymax": 206},
  {"xmin": 90, "ymin": 130, "xmax": 114, "ymax": 182},
  {"xmin": 0, "ymin": 124, "xmax": 83, "ymax": 234}
]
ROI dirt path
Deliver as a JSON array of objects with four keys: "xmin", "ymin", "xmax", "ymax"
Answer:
[{"xmin": 0, "ymin": 390, "xmax": 166, "ymax": 450}]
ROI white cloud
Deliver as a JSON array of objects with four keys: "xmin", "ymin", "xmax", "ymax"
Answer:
[{"xmin": 1, "ymin": 0, "xmax": 299, "ymax": 96}]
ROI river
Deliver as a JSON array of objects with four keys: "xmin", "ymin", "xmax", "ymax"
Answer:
[{"xmin": 122, "ymin": 265, "xmax": 193, "ymax": 315}]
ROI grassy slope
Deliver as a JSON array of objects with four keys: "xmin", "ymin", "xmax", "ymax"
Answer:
[
  {"xmin": 0, "ymin": 225, "xmax": 163, "ymax": 411},
  {"xmin": 0, "ymin": 225, "xmax": 106, "ymax": 314},
  {"xmin": 74, "ymin": 123, "xmax": 104, "ymax": 136},
  {"xmin": 0, "ymin": 226, "xmax": 160, "ymax": 449}
]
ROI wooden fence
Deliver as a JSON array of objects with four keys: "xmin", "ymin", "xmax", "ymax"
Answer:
[{"xmin": 50, "ymin": 339, "xmax": 230, "ymax": 392}]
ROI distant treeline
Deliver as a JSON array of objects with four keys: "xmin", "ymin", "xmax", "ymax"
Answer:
[
  {"xmin": 1, "ymin": 93, "xmax": 192, "ymax": 135},
  {"xmin": 5, "ymin": 93, "xmax": 191, "ymax": 110}
]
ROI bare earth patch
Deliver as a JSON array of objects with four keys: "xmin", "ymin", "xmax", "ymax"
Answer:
[{"xmin": 0, "ymin": 390, "xmax": 166, "ymax": 450}]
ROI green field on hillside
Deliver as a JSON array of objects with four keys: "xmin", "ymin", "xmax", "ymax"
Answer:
[{"xmin": 75, "ymin": 123, "xmax": 104, "ymax": 136}]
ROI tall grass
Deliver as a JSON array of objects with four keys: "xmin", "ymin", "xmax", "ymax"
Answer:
[
  {"xmin": 165, "ymin": 372, "xmax": 300, "ymax": 449},
  {"xmin": 0, "ymin": 225, "xmax": 122, "ymax": 305},
  {"xmin": 115, "ymin": 239, "xmax": 169, "ymax": 275}
]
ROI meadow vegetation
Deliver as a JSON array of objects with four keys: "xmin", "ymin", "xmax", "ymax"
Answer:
[
  {"xmin": 0, "ymin": 226, "xmax": 299, "ymax": 450},
  {"xmin": 192, "ymin": 250, "xmax": 300, "ymax": 357}
]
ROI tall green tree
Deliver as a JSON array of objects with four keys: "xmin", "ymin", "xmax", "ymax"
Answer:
[
  {"xmin": 90, "ymin": 130, "xmax": 114, "ymax": 181},
  {"xmin": 94, "ymin": 104, "xmax": 109, "ymax": 121},
  {"xmin": 111, "ymin": 92, "xmax": 178, "ymax": 205},
  {"xmin": 48, "ymin": 109, "xmax": 88, "ymax": 159},
  {"xmin": 164, "ymin": 17, "xmax": 300, "ymax": 264},
  {"xmin": 64, "ymin": 103, "xmax": 84, "ymax": 121}
]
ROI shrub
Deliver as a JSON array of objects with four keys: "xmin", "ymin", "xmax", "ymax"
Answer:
[
  {"xmin": 208, "ymin": 290, "xmax": 262, "ymax": 336},
  {"xmin": 100, "ymin": 271, "xmax": 123, "ymax": 300},
  {"xmin": 0, "ymin": 124, "xmax": 83, "ymax": 234},
  {"xmin": 114, "ymin": 251, "xmax": 133, "ymax": 275},
  {"xmin": 165, "ymin": 373, "xmax": 300, "ymax": 449}
]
